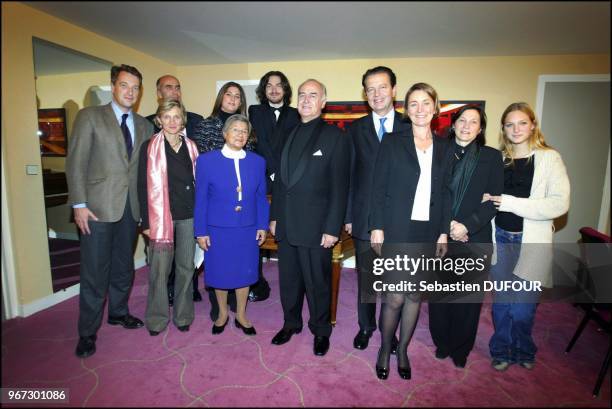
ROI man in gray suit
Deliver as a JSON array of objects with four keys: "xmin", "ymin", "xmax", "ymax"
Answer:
[{"xmin": 67, "ymin": 64, "xmax": 153, "ymax": 358}]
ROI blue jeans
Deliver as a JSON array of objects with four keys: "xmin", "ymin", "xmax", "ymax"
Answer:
[{"xmin": 489, "ymin": 227, "xmax": 540, "ymax": 364}]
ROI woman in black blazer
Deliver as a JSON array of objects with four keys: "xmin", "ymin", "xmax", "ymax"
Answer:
[
  {"xmin": 428, "ymin": 105, "xmax": 504, "ymax": 368},
  {"xmin": 370, "ymin": 83, "xmax": 452, "ymax": 380}
]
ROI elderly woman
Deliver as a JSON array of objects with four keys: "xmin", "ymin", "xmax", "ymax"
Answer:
[
  {"xmin": 191, "ymin": 81, "xmax": 254, "ymax": 153},
  {"xmin": 192, "ymin": 82, "xmax": 255, "ymax": 321},
  {"xmin": 485, "ymin": 102, "xmax": 570, "ymax": 371},
  {"xmin": 370, "ymin": 83, "xmax": 452, "ymax": 380},
  {"xmin": 194, "ymin": 114, "xmax": 269, "ymax": 336},
  {"xmin": 138, "ymin": 99, "xmax": 199, "ymax": 336},
  {"xmin": 428, "ymin": 105, "xmax": 504, "ymax": 368}
]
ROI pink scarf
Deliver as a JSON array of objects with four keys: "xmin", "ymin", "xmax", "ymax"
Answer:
[{"xmin": 147, "ymin": 130, "xmax": 199, "ymax": 251}]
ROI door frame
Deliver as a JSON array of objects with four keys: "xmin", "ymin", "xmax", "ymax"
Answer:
[{"xmin": 536, "ymin": 74, "xmax": 611, "ymax": 234}]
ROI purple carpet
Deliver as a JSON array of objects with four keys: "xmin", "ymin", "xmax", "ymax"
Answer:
[{"xmin": 2, "ymin": 261, "xmax": 610, "ymax": 407}]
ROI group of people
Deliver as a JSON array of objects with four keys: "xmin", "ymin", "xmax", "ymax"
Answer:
[{"xmin": 66, "ymin": 64, "xmax": 570, "ymax": 383}]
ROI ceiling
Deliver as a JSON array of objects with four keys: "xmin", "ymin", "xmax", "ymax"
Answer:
[{"xmin": 26, "ymin": 1, "xmax": 610, "ymax": 66}]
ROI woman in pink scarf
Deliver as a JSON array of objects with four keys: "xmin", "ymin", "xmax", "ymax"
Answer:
[{"xmin": 138, "ymin": 99, "xmax": 199, "ymax": 336}]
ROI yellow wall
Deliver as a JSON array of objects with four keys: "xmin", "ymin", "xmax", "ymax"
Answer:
[
  {"xmin": 1, "ymin": 2, "xmax": 174, "ymax": 305},
  {"xmin": 2, "ymin": 2, "xmax": 610, "ymax": 308},
  {"xmin": 179, "ymin": 55, "xmax": 609, "ymax": 146}
]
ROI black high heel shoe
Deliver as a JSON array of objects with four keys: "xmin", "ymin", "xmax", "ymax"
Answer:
[
  {"xmin": 235, "ymin": 318, "xmax": 256, "ymax": 336},
  {"xmin": 397, "ymin": 349, "xmax": 412, "ymax": 380},
  {"xmin": 375, "ymin": 348, "xmax": 390, "ymax": 380},
  {"xmin": 212, "ymin": 317, "xmax": 228, "ymax": 335}
]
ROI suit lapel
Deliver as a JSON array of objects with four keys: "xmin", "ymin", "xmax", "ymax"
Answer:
[
  {"xmin": 280, "ymin": 125, "xmax": 299, "ymax": 186},
  {"xmin": 362, "ymin": 113, "xmax": 379, "ymax": 146},
  {"xmin": 103, "ymin": 104, "xmax": 129, "ymax": 167},
  {"xmin": 288, "ymin": 119, "xmax": 325, "ymax": 189},
  {"xmin": 392, "ymin": 110, "xmax": 408, "ymax": 132},
  {"xmin": 132, "ymin": 115, "xmax": 148, "ymax": 164},
  {"xmin": 402, "ymin": 128, "xmax": 418, "ymax": 162}
]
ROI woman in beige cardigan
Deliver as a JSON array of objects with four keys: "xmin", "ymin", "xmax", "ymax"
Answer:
[{"xmin": 484, "ymin": 102, "xmax": 570, "ymax": 372}]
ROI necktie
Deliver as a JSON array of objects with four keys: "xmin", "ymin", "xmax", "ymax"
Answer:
[
  {"xmin": 274, "ymin": 109, "xmax": 281, "ymax": 123},
  {"xmin": 121, "ymin": 113, "xmax": 133, "ymax": 160},
  {"xmin": 377, "ymin": 117, "xmax": 387, "ymax": 141}
]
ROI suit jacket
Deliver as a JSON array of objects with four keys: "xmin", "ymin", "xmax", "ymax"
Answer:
[
  {"xmin": 369, "ymin": 129, "xmax": 452, "ymax": 243},
  {"xmin": 346, "ymin": 111, "xmax": 411, "ymax": 240},
  {"xmin": 66, "ymin": 103, "xmax": 153, "ymax": 222},
  {"xmin": 271, "ymin": 117, "xmax": 350, "ymax": 248},
  {"xmin": 450, "ymin": 145, "xmax": 504, "ymax": 244},
  {"xmin": 193, "ymin": 150, "xmax": 269, "ymax": 237},
  {"xmin": 146, "ymin": 111, "xmax": 203, "ymax": 140},
  {"xmin": 249, "ymin": 104, "xmax": 300, "ymax": 183}
]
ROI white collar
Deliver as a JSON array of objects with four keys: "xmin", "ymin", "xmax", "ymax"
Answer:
[
  {"xmin": 221, "ymin": 144, "xmax": 246, "ymax": 159},
  {"xmin": 269, "ymin": 102, "xmax": 284, "ymax": 109},
  {"xmin": 372, "ymin": 109, "xmax": 395, "ymax": 123}
]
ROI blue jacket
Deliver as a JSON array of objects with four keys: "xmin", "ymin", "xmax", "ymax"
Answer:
[{"xmin": 194, "ymin": 150, "xmax": 269, "ymax": 236}]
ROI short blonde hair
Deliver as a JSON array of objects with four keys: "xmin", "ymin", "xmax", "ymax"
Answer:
[{"xmin": 154, "ymin": 99, "xmax": 187, "ymax": 128}]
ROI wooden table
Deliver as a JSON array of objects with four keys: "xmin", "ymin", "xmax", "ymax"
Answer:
[{"xmin": 261, "ymin": 230, "xmax": 354, "ymax": 326}]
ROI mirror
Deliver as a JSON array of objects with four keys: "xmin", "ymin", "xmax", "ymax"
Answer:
[{"xmin": 32, "ymin": 37, "xmax": 113, "ymax": 293}]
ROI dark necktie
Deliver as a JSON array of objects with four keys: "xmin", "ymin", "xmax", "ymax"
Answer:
[{"xmin": 121, "ymin": 113, "xmax": 133, "ymax": 160}]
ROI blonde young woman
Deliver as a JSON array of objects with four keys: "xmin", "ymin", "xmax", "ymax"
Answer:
[{"xmin": 485, "ymin": 102, "xmax": 570, "ymax": 371}]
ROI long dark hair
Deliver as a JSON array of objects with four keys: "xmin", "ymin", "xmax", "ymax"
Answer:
[
  {"xmin": 210, "ymin": 81, "xmax": 247, "ymax": 118},
  {"xmin": 255, "ymin": 71, "xmax": 292, "ymax": 105},
  {"xmin": 447, "ymin": 105, "xmax": 487, "ymax": 146}
]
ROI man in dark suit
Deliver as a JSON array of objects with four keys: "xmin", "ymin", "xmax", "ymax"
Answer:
[
  {"xmin": 345, "ymin": 66, "xmax": 409, "ymax": 352},
  {"xmin": 248, "ymin": 71, "xmax": 300, "ymax": 302},
  {"xmin": 67, "ymin": 64, "xmax": 153, "ymax": 358},
  {"xmin": 269, "ymin": 79, "xmax": 349, "ymax": 356},
  {"xmin": 146, "ymin": 74, "xmax": 204, "ymax": 305},
  {"xmin": 249, "ymin": 71, "xmax": 300, "ymax": 193}
]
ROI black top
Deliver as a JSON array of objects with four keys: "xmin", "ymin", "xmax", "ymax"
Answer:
[
  {"xmin": 249, "ymin": 103, "xmax": 300, "ymax": 188},
  {"xmin": 137, "ymin": 137, "xmax": 195, "ymax": 229},
  {"xmin": 369, "ymin": 129, "xmax": 453, "ymax": 243},
  {"xmin": 496, "ymin": 157, "xmax": 535, "ymax": 232},
  {"xmin": 217, "ymin": 110, "xmax": 233, "ymax": 124},
  {"xmin": 448, "ymin": 143, "xmax": 504, "ymax": 243},
  {"xmin": 288, "ymin": 119, "xmax": 318, "ymax": 177}
]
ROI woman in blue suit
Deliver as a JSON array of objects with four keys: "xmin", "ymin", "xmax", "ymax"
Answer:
[{"xmin": 194, "ymin": 114, "xmax": 269, "ymax": 335}]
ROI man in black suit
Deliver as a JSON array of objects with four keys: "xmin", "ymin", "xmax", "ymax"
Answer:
[
  {"xmin": 248, "ymin": 71, "xmax": 300, "ymax": 302},
  {"xmin": 269, "ymin": 79, "xmax": 350, "ymax": 356},
  {"xmin": 250, "ymin": 71, "xmax": 300, "ymax": 193},
  {"xmin": 345, "ymin": 66, "xmax": 409, "ymax": 352},
  {"xmin": 146, "ymin": 75, "xmax": 204, "ymax": 305}
]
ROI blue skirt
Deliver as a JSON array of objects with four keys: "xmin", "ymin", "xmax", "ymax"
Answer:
[{"xmin": 204, "ymin": 225, "xmax": 259, "ymax": 289}]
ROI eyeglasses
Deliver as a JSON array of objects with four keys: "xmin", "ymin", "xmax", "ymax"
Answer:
[{"xmin": 230, "ymin": 128, "xmax": 249, "ymax": 135}]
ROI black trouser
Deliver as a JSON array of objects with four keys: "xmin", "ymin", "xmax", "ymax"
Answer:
[
  {"xmin": 428, "ymin": 244, "xmax": 487, "ymax": 361},
  {"xmin": 428, "ymin": 302, "xmax": 483, "ymax": 360},
  {"xmin": 355, "ymin": 238, "xmax": 378, "ymax": 333},
  {"xmin": 278, "ymin": 240, "xmax": 332, "ymax": 337},
  {"xmin": 78, "ymin": 201, "xmax": 136, "ymax": 337}
]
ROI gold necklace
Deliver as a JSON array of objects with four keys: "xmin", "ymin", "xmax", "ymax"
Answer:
[{"xmin": 167, "ymin": 136, "xmax": 182, "ymax": 150}]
